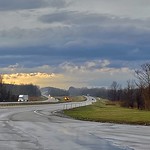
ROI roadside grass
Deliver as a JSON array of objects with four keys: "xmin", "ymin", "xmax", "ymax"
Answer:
[
  {"xmin": 71, "ymin": 96, "xmax": 87, "ymax": 102},
  {"xmin": 64, "ymin": 99, "xmax": 150, "ymax": 125},
  {"xmin": 56, "ymin": 96, "xmax": 86, "ymax": 103},
  {"xmin": 29, "ymin": 96, "xmax": 48, "ymax": 101}
]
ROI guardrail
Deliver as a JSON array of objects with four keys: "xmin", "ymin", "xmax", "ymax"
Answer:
[{"xmin": 63, "ymin": 100, "xmax": 96, "ymax": 110}]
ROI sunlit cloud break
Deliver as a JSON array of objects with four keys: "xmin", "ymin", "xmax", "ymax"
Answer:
[
  {"xmin": 0, "ymin": 59, "xmax": 135, "ymax": 89},
  {"xmin": 2, "ymin": 72, "xmax": 59, "ymax": 86}
]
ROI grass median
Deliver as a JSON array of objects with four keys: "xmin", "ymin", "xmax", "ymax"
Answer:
[
  {"xmin": 56, "ymin": 96, "xmax": 86, "ymax": 102},
  {"xmin": 64, "ymin": 99, "xmax": 150, "ymax": 125}
]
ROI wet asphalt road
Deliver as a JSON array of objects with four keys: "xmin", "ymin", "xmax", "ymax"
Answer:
[{"xmin": 0, "ymin": 97, "xmax": 149, "ymax": 150}]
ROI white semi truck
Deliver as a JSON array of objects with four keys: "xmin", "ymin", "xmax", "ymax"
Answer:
[{"xmin": 18, "ymin": 95, "xmax": 29, "ymax": 102}]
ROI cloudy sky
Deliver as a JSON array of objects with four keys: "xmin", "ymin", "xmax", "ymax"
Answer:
[{"xmin": 0, "ymin": 0, "xmax": 150, "ymax": 89}]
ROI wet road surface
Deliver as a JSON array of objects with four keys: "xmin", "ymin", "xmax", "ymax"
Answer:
[{"xmin": 0, "ymin": 98, "xmax": 149, "ymax": 150}]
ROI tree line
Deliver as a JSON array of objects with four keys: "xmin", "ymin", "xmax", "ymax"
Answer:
[
  {"xmin": 109, "ymin": 63, "xmax": 150, "ymax": 110},
  {"xmin": 0, "ymin": 76, "xmax": 41, "ymax": 102}
]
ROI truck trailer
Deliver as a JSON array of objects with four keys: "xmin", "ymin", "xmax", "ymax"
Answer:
[{"xmin": 18, "ymin": 95, "xmax": 29, "ymax": 102}]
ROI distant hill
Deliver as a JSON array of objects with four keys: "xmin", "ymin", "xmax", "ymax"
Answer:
[
  {"xmin": 68, "ymin": 86, "xmax": 108, "ymax": 98},
  {"xmin": 41, "ymin": 86, "xmax": 108, "ymax": 98},
  {"xmin": 40, "ymin": 87, "xmax": 69, "ymax": 97}
]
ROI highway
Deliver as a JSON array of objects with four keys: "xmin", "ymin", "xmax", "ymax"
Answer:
[{"xmin": 0, "ymin": 97, "xmax": 149, "ymax": 150}]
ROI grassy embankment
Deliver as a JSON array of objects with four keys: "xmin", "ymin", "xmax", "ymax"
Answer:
[
  {"xmin": 64, "ymin": 99, "xmax": 150, "ymax": 125},
  {"xmin": 29, "ymin": 95, "xmax": 48, "ymax": 101},
  {"xmin": 56, "ymin": 96, "xmax": 86, "ymax": 102}
]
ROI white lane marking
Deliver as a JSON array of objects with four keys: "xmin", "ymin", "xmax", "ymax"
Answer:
[{"xmin": 33, "ymin": 110, "xmax": 47, "ymax": 117}]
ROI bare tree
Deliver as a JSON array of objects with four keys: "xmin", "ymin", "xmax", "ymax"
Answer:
[
  {"xmin": 109, "ymin": 81, "xmax": 120, "ymax": 101},
  {"xmin": 125, "ymin": 80, "xmax": 135, "ymax": 108},
  {"xmin": 135, "ymin": 63, "xmax": 150, "ymax": 109}
]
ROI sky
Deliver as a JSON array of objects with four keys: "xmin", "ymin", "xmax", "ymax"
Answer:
[{"xmin": 0, "ymin": 0, "xmax": 150, "ymax": 89}]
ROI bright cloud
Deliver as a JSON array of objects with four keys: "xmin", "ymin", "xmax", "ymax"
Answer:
[
  {"xmin": 3, "ymin": 72, "xmax": 62, "ymax": 87},
  {"xmin": 1, "ymin": 60, "xmax": 134, "ymax": 89}
]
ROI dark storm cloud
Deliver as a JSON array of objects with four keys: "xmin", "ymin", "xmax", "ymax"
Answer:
[
  {"xmin": 0, "ymin": 0, "xmax": 67, "ymax": 10},
  {"xmin": 0, "ymin": 25, "xmax": 150, "ymax": 68},
  {"xmin": 0, "ymin": 11, "xmax": 150, "ymax": 68},
  {"xmin": 0, "ymin": 41, "xmax": 149, "ymax": 68},
  {"xmin": 38, "ymin": 11, "xmax": 150, "ymax": 48},
  {"xmin": 0, "ymin": 0, "xmax": 46, "ymax": 10},
  {"xmin": 48, "ymin": 0, "xmax": 67, "ymax": 8},
  {"xmin": 39, "ymin": 11, "xmax": 117, "ymax": 24},
  {"xmin": 39, "ymin": 11, "xmax": 150, "ymax": 27}
]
